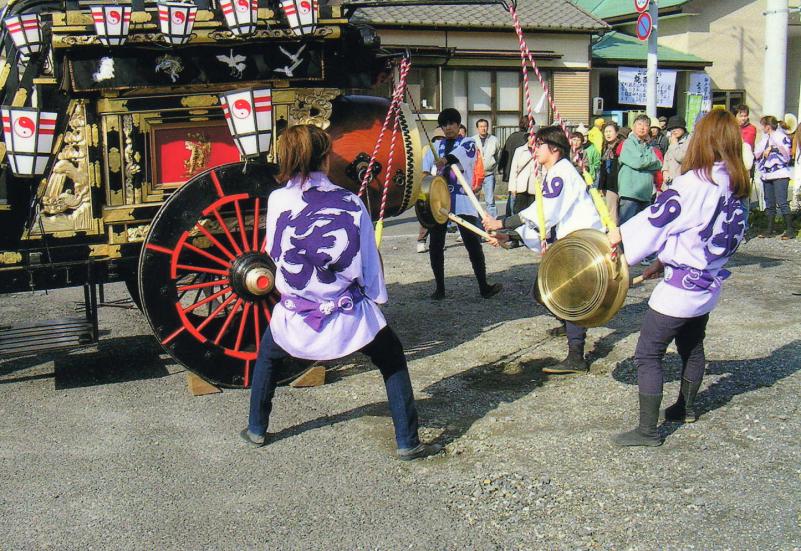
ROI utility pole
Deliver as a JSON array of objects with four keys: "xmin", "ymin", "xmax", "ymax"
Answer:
[
  {"xmin": 645, "ymin": 0, "xmax": 658, "ymax": 118},
  {"xmin": 763, "ymin": 0, "xmax": 788, "ymax": 117}
]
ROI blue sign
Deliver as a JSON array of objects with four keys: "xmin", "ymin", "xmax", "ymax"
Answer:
[{"xmin": 636, "ymin": 12, "xmax": 652, "ymax": 41}]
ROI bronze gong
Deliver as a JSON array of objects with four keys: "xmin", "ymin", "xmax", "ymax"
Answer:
[
  {"xmin": 537, "ymin": 228, "xmax": 630, "ymax": 328},
  {"xmin": 415, "ymin": 173, "xmax": 451, "ymax": 228}
]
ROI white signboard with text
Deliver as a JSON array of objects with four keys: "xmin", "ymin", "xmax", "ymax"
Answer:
[
  {"xmin": 617, "ymin": 66, "xmax": 677, "ymax": 108},
  {"xmin": 688, "ymin": 72, "xmax": 713, "ymax": 111}
]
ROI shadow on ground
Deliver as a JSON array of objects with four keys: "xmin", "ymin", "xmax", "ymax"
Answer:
[{"xmin": 0, "ymin": 334, "xmax": 173, "ymax": 388}]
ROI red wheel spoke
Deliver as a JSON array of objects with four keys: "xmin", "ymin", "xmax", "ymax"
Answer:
[
  {"xmin": 211, "ymin": 208, "xmax": 243, "ymax": 256},
  {"xmin": 183, "ymin": 286, "xmax": 232, "ymax": 313},
  {"xmin": 234, "ymin": 302, "xmax": 252, "ymax": 352},
  {"xmin": 261, "ymin": 301, "xmax": 272, "ymax": 323},
  {"xmin": 176, "ymin": 272, "xmax": 202, "ymax": 302},
  {"xmin": 197, "ymin": 293, "xmax": 238, "ymax": 331},
  {"xmin": 252, "ymin": 198, "xmax": 260, "ymax": 252},
  {"xmin": 161, "ymin": 325, "xmax": 186, "ymax": 346},
  {"xmin": 244, "ymin": 359, "xmax": 251, "ymax": 388},
  {"xmin": 194, "ymin": 223, "xmax": 236, "ymax": 261},
  {"xmin": 210, "ymin": 170, "xmax": 224, "ymax": 198},
  {"xmin": 146, "ymin": 243, "xmax": 173, "ymax": 255},
  {"xmin": 215, "ymin": 298, "xmax": 243, "ymax": 345},
  {"xmin": 177, "ymin": 278, "xmax": 229, "ymax": 292},
  {"xmin": 176, "ymin": 264, "xmax": 229, "ymax": 277},
  {"xmin": 234, "ymin": 199, "xmax": 251, "ymax": 252},
  {"xmin": 253, "ymin": 300, "xmax": 261, "ymax": 349},
  {"xmin": 182, "ymin": 241, "xmax": 232, "ymax": 269}
]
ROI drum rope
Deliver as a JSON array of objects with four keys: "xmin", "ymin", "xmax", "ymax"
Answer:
[
  {"xmin": 357, "ymin": 57, "xmax": 410, "ymax": 202},
  {"xmin": 374, "ymin": 57, "xmax": 411, "ymax": 246},
  {"xmin": 507, "ymin": 4, "xmax": 617, "ymax": 249}
]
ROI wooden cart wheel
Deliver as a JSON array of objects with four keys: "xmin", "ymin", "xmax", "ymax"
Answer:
[{"xmin": 138, "ymin": 162, "xmax": 288, "ymax": 388}]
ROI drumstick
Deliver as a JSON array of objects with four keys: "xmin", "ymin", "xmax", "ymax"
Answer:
[
  {"xmin": 450, "ymin": 165, "xmax": 488, "ymax": 220},
  {"xmin": 631, "ymin": 275, "xmax": 645, "ymax": 285},
  {"xmin": 439, "ymin": 208, "xmax": 491, "ymax": 240}
]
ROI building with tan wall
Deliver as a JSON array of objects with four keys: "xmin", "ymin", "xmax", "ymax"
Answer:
[
  {"xmin": 577, "ymin": 0, "xmax": 801, "ymax": 118},
  {"xmin": 353, "ymin": 0, "xmax": 608, "ymax": 140}
]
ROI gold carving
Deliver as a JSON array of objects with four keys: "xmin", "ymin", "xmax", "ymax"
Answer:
[
  {"xmin": 0, "ymin": 62, "xmax": 10, "ymax": 90},
  {"xmin": 89, "ymin": 244, "xmax": 121, "ymax": 258},
  {"xmin": 61, "ymin": 35, "xmax": 101, "ymax": 46},
  {"xmin": 181, "ymin": 95, "xmax": 219, "ymax": 108},
  {"xmin": 131, "ymin": 12, "xmax": 151, "ymax": 24},
  {"xmin": 41, "ymin": 100, "xmax": 91, "ymax": 218},
  {"xmin": 108, "ymin": 147, "xmax": 121, "ymax": 173},
  {"xmin": 90, "ymin": 124, "xmax": 99, "ymax": 147},
  {"xmin": 12, "ymin": 88, "xmax": 27, "ymax": 107},
  {"xmin": 123, "ymin": 115, "xmax": 142, "ymax": 204},
  {"xmin": 289, "ymin": 89, "xmax": 340, "ymax": 130},
  {"xmin": 126, "ymin": 224, "xmax": 151, "ymax": 243},
  {"xmin": 184, "ymin": 132, "xmax": 212, "ymax": 178},
  {"xmin": 0, "ymin": 251, "xmax": 23, "ymax": 264}
]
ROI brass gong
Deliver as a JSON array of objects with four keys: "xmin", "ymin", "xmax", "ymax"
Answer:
[
  {"xmin": 415, "ymin": 174, "xmax": 451, "ymax": 228},
  {"xmin": 537, "ymin": 228, "xmax": 630, "ymax": 328}
]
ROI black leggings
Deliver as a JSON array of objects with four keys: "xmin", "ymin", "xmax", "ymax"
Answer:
[{"xmin": 428, "ymin": 215, "xmax": 489, "ymax": 293}]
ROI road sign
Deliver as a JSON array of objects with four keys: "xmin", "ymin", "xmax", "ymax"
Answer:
[
  {"xmin": 636, "ymin": 12, "xmax": 652, "ymax": 40},
  {"xmin": 634, "ymin": 0, "xmax": 649, "ymax": 13}
]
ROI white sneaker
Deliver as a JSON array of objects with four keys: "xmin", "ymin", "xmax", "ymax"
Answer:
[{"xmin": 416, "ymin": 241, "xmax": 428, "ymax": 253}]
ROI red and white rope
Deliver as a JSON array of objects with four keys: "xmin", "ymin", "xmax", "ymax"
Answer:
[
  {"xmin": 377, "ymin": 58, "xmax": 411, "ymax": 222},
  {"xmin": 358, "ymin": 58, "xmax": 411, "ymax": 200}
]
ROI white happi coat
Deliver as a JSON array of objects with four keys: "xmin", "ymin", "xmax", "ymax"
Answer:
[
  {"xmin": 266, "ymin": 171, "xmax": 387, "ymax": 360},
  {"xmin": 516, "ymin": 157, "xmax": 604, "ymax": 252},
  {"xmin": 422, "ymin": 136, "xmax": 480, "ymax": 218},
  {"xmin": 620, "ymin": 162, "xmax": 746, "ymax": 318}
]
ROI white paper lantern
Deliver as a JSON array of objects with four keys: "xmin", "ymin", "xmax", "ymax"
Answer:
[
  {"xmin": 279, "ymin": 0, "xmax": 318, "ymax": 37},
  {"xmin": 1, "ymin": 106, "xmax": 57, "ymax": 176},
  {"xmin": 157, "ymin": 1, "xmax": 197, "ymax": 45},
  {"xmin": 4, "ymin": 14, "xmax": 43, "ymax": 57},
  {"xmin": 219, "ymin": 0, "xmax": 258, "ymax": 36},
  {"xmin": 219, "ymin": 88, "xmax": 273, "ymax": 158},
  {"xmin": 91, "ymin": 5, "xmax": 132, "ymax": 46}
]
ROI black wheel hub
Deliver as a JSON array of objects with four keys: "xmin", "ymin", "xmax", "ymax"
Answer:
[{"xmin": 230, "ymin": 252, "xmax": 276, "ymax": 302}]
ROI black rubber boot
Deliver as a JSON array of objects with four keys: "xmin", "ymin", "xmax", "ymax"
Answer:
[
  {"xmin": 613, "ymin": 393, "xmax": 663, "ymax": 447},
  {"xmin": 664, "ymin": 378, "xmax": 702, "ymax": 423},
  {"xmin": 759, "ymin": 216, "xmax": 775, "ymax": 238},
  {"xmin": 480, "ymin": 282, "xmax": 503, "ymax": 299},
  {"xmin": 781, "ymin": 214, "xmax": 794, "ymax": 240},
  {"xmin": 543, "ymin": 345, "xmax": 588, "ymax": 374}
]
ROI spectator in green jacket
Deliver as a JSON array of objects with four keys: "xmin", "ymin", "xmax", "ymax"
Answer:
[{"xmin": 618, "ymin": 114, "xmax": 662, "ymax": 224}]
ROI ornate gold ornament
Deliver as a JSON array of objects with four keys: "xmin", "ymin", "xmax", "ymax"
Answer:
[
  {"xmin": 0, "ymin": 251, "xmax": 23, "ymax": 264},
  {"xmin": 126, "ymin": 224, "xmax": 150, "ymax": 242},
  {"xmin": 41, "ymin": 101, "xmax": 90, "ymax": 216},
  {"xmin": 108, "ymin": 147, "xmax": 121, "ymax": 173},
  {"xmin": 288, "ymin": 89, "xmax": 339, "ymax": 129},
  {"xmin": 180, "ymin": 95, "xmax": 219, "ymax": 108},
  {"xmin": 183, "ymin": 132, "xmax": 212, "ymax": 178},
  {"xmin": 123, "ymin": 115, "xmax": 141, "ymax": 204}
]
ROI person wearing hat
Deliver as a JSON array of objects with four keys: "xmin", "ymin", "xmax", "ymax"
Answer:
[
  {"xmin": 649, "ymin": 116, "xmax": 668, "ymax": 156},
  {"xmin": 587, "ymin": 117, "xmax": 605, "ymax": 154},
  {"xmin": 662, "ymin": 115, "xmax": 691, "ymax": 186},
  {"xmin": 421, "ymin": 107, "xmax": 502, "ymax": 300},
  {"xmin": 658, "ymin": 115, "xmax": 668, "ymax": 131}
]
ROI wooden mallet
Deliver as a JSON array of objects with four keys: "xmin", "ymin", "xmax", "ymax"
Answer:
[
  {"xmin": 450, "ymin": 165, "xmax": 489, "ymax": 220},
  {"xmin": 439, "ymin": 208, "xmax": 492, "ymax": 240}
]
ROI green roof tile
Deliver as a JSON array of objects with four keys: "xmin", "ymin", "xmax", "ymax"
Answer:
[{"xmin": 592, "ymin": 30, "xmax": 711, "ymax": 66}]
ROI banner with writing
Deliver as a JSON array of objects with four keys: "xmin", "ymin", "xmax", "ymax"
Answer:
[
  {"xmin": 688, "ymin": 72, "xmax": 712, "ymax": 111},
  {"xmin": 618, "ymin": 66, "xmax": 677, "ymax": 108}
]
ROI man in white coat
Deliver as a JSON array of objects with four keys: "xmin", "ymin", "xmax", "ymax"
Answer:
[{"xmin": 473, "ymin": 119, "xmax": 500, "ymax": 218}]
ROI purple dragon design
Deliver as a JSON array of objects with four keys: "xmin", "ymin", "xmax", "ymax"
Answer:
[
  {"xmin": 270, "ymin": 187, "xmax": 361, "ymax": 291},
  {"xmin": 648, "ymin": 189, "xmax": 682, "ymax": 228},
  {"xmin": 699, "ymin": 195, "xmax": 747, "ymax": 262}
]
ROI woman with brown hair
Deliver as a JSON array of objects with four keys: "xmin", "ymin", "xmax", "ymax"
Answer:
[
  {"xmin": 242, "ymin": 124, "xmax": 440, "ymax": 461},
  {"xmin": 754, "ymin": 115, "xmax": 793, "ymax": 239},
  {"xmin": 598, "ymin": 121, "xmax": 622, "ymax": 224},
  {"xmin": 606, "ymin": 110, "xmax": 750, "ymax": 447}
]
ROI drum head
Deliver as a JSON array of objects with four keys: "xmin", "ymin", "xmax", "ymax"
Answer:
[
  {"xmin": 537, "ymin": 229, "xmax": 629, "ymax": 327},
  {"xmin": 429, "ymin": 175, "xmax": 451, "ymax": 225}
]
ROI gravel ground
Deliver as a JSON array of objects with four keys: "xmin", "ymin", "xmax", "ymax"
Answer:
[{"xmin": 1, "ymin": 214, "xmax": 800, "ymax": 550}]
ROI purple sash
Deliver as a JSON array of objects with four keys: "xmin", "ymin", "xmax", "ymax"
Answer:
[
  {"xmin": 663, "ymin": 264, "xmax": 731, "ymax": 292},
  {"xmin": 280, "ymin": 285, "xmax": 365, "ymax": 332}
]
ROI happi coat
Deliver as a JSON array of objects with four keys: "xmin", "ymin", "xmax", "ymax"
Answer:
[
  {"xmin": 620, "ymin": 162, "xmax": 746, "ymax": 318},
  {"xmin": 422, "ymin": 136, "xmax": 480, "ymax": 218},
  {"xmin": 515, "ymin": 157, "xmax": 604, "ymax": 253},
  {"xmin": 266, "ymin": 171, "xmax": 387, "ymax": 360}
]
